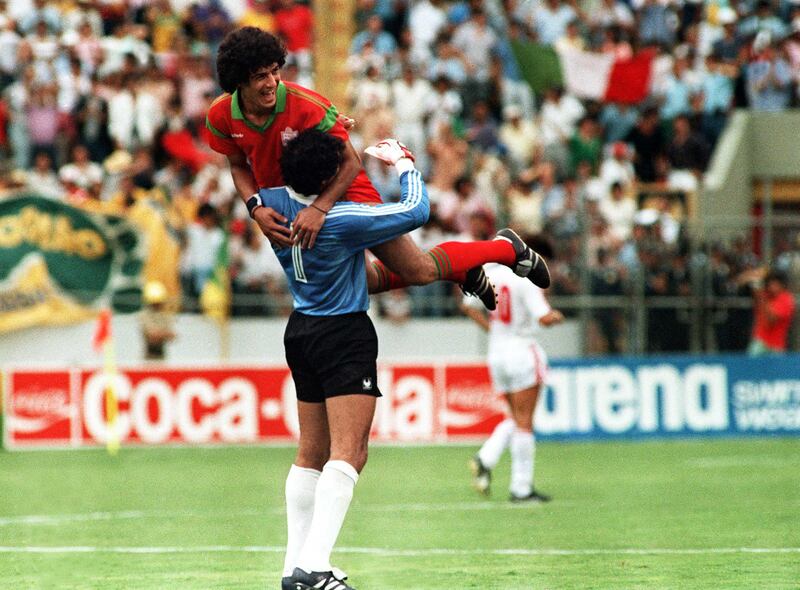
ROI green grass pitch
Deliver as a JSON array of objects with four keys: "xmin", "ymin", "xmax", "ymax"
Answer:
[{"xmin": 0, "ymin": 438, "xmax": 798, "ymax": 589}]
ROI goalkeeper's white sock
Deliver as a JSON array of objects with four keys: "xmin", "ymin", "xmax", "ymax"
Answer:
[
  {"xmin": 282, "ymin": 464, "xmax": 321, "ymax": 577},
  {"xmin": 510, "ymin": 429, "xmax": 534, "ymax": 498},
  {"xmin": 296, "ymin": 460, "xmax": 358, "ymax": 573},
  {"xmin": 478, "ymin": 418, "xmax": 515, "ymax": 469}
]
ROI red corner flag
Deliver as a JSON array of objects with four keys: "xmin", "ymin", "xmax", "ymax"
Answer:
[{"xmin": 93, "ymin": 309, "xmax": 112, "ymax": 352}]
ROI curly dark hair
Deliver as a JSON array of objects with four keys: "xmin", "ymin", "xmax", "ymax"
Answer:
[
  {"xmin": 280, "ymin": 130, "xmax": 344, "ymax": 196},
  {"xmin": 216, "ymin": 27, "xmax": 287, "ymax": 93}
]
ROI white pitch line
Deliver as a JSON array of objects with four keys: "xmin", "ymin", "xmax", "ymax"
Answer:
[
  {"xmin": 0, "ymin": 546, "xmax": 797, "ymax": 557},
  {"xmin": 0, "ymin": 502, "xmax": 558, "ymax": 527}
]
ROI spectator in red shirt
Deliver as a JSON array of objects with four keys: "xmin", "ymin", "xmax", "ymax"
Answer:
[{"xmin": 749, "ymin": 269, "xmax": 796, "ymax": 355}]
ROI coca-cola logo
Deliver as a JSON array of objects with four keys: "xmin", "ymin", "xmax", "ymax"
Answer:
[{"xmin": 12, "ymin": 388, "xmax": 70, "ymax": 416}]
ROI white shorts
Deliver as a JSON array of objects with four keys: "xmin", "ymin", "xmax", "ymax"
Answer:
[{"xmin": 487, "ymin": 340, "xmax": 548, "ymax": 394}]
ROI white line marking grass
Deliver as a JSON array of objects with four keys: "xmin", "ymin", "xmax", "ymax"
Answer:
[
  {"xmin": 0, "ymin": 546, "xmax": 797, "ymax": 557},
  {"xmin": 0, "ymin": 502, "xmax": 561, "ymax": 527}
]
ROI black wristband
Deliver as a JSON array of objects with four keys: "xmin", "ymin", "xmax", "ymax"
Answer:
[
  {"xmin": 246, "ymin": 194, "xmax": 262, "ymax": 218},
  {"xmin": 310, "ymin": 203, "xmax": 329, "ymax": 214}
]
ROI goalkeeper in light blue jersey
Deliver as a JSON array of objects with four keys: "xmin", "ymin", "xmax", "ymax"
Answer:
[
  {"xmin": 259, "ymin": 130, "xmax": 427, "ymax": 590},
  {"xmin": 256, "ymin": 131, "xmax": 429, "ymax": 316}
]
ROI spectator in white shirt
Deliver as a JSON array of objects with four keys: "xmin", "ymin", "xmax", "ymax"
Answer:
[
  {"xmin": 600, "ymin": 181, "xmax": 637, "ymax": 242},
  {"xmin": 499, "ymin": 103, "xmax": 541, "ymax": 173},
  {"xmin": 59, "ymin": 143, "xmax": 104, "ymax": 194},
  {"xmin": 452, "ymin": 8, "xmax": 498, "ymax": 82},
  {"xmin": 391, "ymin": 64, "xmax": 434, "ymax": 174},
  {"xmin": 408, "ymin": 0, "xmax": 448, "ymax": 63},
  {"xmin": 182, "ymin": 203, "xmax": 225, "ymax": 297},
  {"xmin": 25, "ymin": 151, "xmax": 63, "ymax": 199}
]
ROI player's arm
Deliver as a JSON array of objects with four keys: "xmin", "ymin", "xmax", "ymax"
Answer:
[
  {"xmin": 290, "ymin": 139, "xmax": 363, "ymax": 249},
  {"xmin": 524, "ymin": 284, "xmax": 564, "ymax": 327},
  {"xmin": 227, "ymin": 151, "xmax": 293, "ymax": 248},
  {"xmin": 332, "ymin": 161, "xmax": 430, "ymax": 253},
  {"xmin": 539, "ymin": 309, "xmax": 564, "ymax": 326}
]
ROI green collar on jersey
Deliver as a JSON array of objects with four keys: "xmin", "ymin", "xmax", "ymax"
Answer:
[{"xmin": 231, "ymin": 82, "xmax": 287, "ymax": 132}]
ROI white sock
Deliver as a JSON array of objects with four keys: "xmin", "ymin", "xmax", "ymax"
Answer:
[
  {"xmin": 478, "ymin": 418, "xmax": 515, "ymax": 469},
  {"xmin": 510, "ymin": 429, "xmax": 534, "ymax": 498},
  {"xmin": 296, "ymin": 460, "xmax": 359, "ymax": 573},
  {"xmin": 282, "ymin": 465, "xmax": 321, "ymax": 577}
]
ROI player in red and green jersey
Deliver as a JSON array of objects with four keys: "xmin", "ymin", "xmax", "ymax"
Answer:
[{"xmin": 205, "ymin": 27, "xmax": 552, "ymax": 311}]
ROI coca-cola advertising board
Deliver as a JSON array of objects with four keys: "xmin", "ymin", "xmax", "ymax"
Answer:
[
  {"xmin": 2, "ymin": 364, "xmax": 499, "ymax": 449},
  {"xmin": 5, "ymin": 355, "xmax": 800, "ymax": 449}
]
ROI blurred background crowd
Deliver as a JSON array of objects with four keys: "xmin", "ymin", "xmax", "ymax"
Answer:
[{"xmin": 0, "ymin": 0, "xmax": 798, "ymax": 354}]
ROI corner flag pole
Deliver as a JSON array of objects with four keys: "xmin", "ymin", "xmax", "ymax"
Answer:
[{"xmin": 93, "ymin": 309, "xmax": 119, "ymax": 455}]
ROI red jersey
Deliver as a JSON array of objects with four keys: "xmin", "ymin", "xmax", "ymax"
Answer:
[
  {"xmin": 205, "ymin": 81, "xmax": 380, "ymax": 203},
  {"xmin": 753, "ymin": 290, "xmax": 796, "ymax": 351}
]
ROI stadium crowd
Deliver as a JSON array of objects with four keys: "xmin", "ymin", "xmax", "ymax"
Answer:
[{"xmin": 0, "ymin": 0, "xmax": 798, "ymax": 353}]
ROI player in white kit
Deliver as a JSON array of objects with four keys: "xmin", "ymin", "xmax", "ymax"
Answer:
[{"xmin": 462, "ymin": 249, "xmax": 564, "ymax": 502}]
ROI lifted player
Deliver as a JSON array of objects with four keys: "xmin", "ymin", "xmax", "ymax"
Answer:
[
  {"xmin": 462, "ymin": 238, "xmax": 564, "ymax": 503},
  {"xmin": 205, "ymin": 27, "xmax": 551, "ymax": 311}
]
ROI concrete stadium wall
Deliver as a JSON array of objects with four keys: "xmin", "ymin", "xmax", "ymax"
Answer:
[
  {"xmin": 0, "ymin": 313, "xmax": 581, "ymax": 366},
  {"xmin": 702, "ymin": 110, "xmax": 800, "ymax": 234}
]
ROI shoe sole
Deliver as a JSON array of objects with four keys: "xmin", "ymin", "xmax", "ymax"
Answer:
[
  {"xmin": 469, "ymin": 458, "xmax": 491, "ymax": 496},
  {"xmin": 528, "ymin": 252, "xmax": 551, "ymax": 289}
]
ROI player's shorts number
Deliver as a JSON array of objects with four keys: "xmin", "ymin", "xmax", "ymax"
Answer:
[{"xmin": 292, "ymin": 244, "xmax": 308, "ymax": 283}]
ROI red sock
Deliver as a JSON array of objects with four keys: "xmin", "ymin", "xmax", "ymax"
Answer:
[
  {"xmin": 370, "ymin": 261, "xmax": 409, "ymax": 293},
  {"xmin": 427, "ymin": 241, "xmax": 516, "ymax": 281}
]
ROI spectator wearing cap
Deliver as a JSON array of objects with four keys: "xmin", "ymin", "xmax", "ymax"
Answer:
[
  {"xmin": 140, "ymin": 280, "xmax": 176, "ymax": 361},
  {"xmin": 711, "ymin": 6, "xmax": 742, "ymax": 64},
  {"xmin": 746, "ymin": 30, "xmax": 793, "ymax": 111}
]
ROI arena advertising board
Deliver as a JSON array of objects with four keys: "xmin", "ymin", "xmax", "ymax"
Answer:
[
  {"xmin": 0, "ymin": 195, "xmax": 143, "ymax": 333},
  {"xmin": 3, "ymin": 356, "xmax": 799, "ymax": 449}
]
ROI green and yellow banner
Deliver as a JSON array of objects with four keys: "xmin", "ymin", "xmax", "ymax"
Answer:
[{"xmin": 0, "ymin": 195, "xmax": 144, "ymax": 333}]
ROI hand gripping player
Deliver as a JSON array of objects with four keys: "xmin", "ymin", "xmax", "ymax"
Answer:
[{"xmin": 205, "ymin": 26, "xmax": 552, "ymax": 312}]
